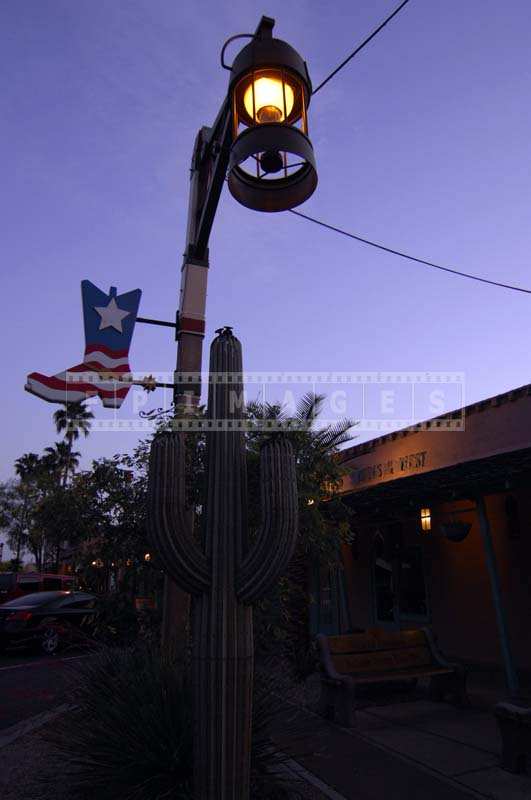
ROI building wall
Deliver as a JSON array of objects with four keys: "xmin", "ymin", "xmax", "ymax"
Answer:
[{"xmin": 341, "ymin": 485, "xmax": 531, "ymax": 670}]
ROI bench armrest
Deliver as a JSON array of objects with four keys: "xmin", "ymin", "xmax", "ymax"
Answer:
[
  {"xmin": 422, "ymin": 627, "xmax": 465, "ymax": 673},
  {"xmin": 316, "ymin": 633, "xmax": 348, "ymax": 682}
]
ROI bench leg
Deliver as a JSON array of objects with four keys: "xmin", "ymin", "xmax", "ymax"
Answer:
[
  {"xmin": 318, "ymin": 680, "xmax": 356, "ymax": 726},
  {"xmin": 454, "ymin": 669, "xmax": 469, "ymax": 707},
  {"xmin": 317, "ymin": 680, "xmax": 335, "ymax": 720},
  {"xmin": 430, "ymin": 671, "xmax": 468, "ymax": 706},
  {"xmin": 333, "ymin": 682, "xmax": 356, "ymax": 727}
]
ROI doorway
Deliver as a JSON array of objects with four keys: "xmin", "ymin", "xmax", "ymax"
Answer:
[{"xmin": 371, "ymin": 530, "xmax": 429, "ymax": 628}]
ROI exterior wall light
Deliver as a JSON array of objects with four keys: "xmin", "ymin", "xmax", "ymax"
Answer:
[
  {"xmin": 144, "ymin": 552, "xmax": 151, "ymax": 562},
  {"xmin": 226, "ymin": 17, "xmax": 317, "ymax": 212},
  {"xmin": 420, "ymin": 508, "xmax": 432, "ymax": 532}
]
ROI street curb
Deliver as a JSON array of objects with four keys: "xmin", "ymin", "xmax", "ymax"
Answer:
[
  {"xmin": 283, "ymin": 755, "xmax": 349, "ymax": 799},
  {"xmin": 0, "ymin": 704, "xmax": 74, "ymax": 750}
]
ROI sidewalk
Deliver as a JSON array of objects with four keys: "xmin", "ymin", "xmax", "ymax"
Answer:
[{"xmin": 273, "ymin": 679, "xmax": 531, "ymax": 800}]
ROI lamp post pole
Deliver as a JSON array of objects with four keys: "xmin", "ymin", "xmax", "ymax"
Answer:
[{"xmin": 161, "ymin": 110, "xmax": 232, "ymax": 651}]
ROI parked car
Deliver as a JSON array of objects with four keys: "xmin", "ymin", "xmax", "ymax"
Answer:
[
  {"xmin": 0, "ymin": 572, "xmax": 75, "ymax": 602},
  {"xmin": 0, "ymin": 591, "xmax": 97, "ymax": 654}
]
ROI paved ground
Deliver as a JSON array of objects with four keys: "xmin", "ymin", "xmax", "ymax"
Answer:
[
  {"xmin": 2, "ymin": 653, "xmax": 531, "ymax": 800},
  {"xmin": 274, "ymin": 694, "xmax": 531, "ymax": 800},
  {"xmin": 0, "ymin": 650, "xmax": 85, "ymax": 730}
]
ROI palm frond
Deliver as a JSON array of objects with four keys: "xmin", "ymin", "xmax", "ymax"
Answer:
[
  {"xmin": 247, "ymin": 399, "xmax": 287, "ymax": 422},
  {"xmin": 294, "ymin": 392, "xmax": 325, "ymax": 425},
  {"xmin": 313, "ymin": 419, "xmax": 357, "ymax": 452}
]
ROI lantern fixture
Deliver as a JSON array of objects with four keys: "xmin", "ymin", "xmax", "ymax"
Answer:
[
  {"xmin": 226, "ymin": 16, "xmax": 317, "ymax": 212},
  {"xmin": 420, "ymin": 508, "xmax": 431, "ymax": 532}
]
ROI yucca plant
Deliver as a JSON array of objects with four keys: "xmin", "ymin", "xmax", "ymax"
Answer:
[
  {"xmin": 46, "ymin": 646, "xmax": 193, "ymax": 800},
  {"xmin": 46, "ymin": 646, "xmax": 310, "ymax": 800}
]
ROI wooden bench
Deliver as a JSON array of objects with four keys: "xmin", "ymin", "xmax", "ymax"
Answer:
[{"xmin": 316, "ymin": 628, "xmax": 467, "ymax": 726}]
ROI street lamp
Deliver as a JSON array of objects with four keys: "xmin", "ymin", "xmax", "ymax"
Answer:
[
  {"xmin": 227, "ymin": 17, "xmax": 317, "ymax": 211},
  {"xmin": 158, "ymin": 19, "xmax": 313, "ymax": 798},
  {"xmin": 168, "ymin": 11, "xmax": 313, "ymax": 628},
  {"xmin": 174, "ymin": 14, "xmax": 316, "ymax": 405}
]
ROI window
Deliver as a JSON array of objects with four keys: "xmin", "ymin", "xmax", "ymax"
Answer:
[
  {"xmin": 19, "ymin": 581, "xmax": 41, "ymax": 594},
  {"xmin": 59, "ymin": 597, "xmax": 96, "ymax": 610},
  {"xmin": 373, "ymin": 534, "xmax": 394, "ymax": 623},
  {"xmin": 43, "ymin": 578, "xmax": 63, "ymax": 591},
  {"xmin": 399, "ymin": 546, "xmax": 428, "ymax": 620}
]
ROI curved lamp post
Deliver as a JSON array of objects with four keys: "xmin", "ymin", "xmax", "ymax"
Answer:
[{"xmin": 166, "ymin": 15, "xmax": 315, "ymax": 650}]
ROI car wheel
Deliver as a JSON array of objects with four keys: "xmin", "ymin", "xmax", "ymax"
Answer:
[{"xmin": 41, "ymin": 627, "xmax": 60, "ymax": 655}]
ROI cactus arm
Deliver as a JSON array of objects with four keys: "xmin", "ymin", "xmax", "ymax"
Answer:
[
  {"xmin": 147, "ymin": 432, "xmax": 210, "ymax": 595},
  {"xmin": 236, "ymin": 437, "xmax": 298, "ymax": 604}
]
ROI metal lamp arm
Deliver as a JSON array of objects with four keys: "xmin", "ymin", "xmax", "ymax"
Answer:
[{"xmin": 187, "ymin": 100, "xmax": 233, "ymax": 261}]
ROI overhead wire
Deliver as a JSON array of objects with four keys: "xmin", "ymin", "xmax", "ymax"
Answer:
[
  {"xmin": 288, "ymin": 209, "xmax": 531, "ymax": 295},
  {"xmin": 312, "ymin": 0, "xmax": 412, "ymax": 95}
]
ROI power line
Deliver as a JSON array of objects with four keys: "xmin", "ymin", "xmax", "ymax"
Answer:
[
  {"xmin": 288, "ymin": 209, "xmax": 531, "ymax": 295},
  {"xmin": 312, "ymin": 0, "xmax": 413, "ymax": 95}
]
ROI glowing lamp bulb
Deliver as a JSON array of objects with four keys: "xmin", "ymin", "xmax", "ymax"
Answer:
[{"xmin": 244, "ymin": 77, "xmax": 294, "ymax": 124}]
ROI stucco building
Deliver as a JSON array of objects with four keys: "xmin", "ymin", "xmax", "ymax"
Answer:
[{"xmin": 311, "ymin": 383, "xmax": 531, "ymax": 685}]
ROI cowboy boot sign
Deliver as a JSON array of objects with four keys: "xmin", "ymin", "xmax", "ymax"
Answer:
[{"xmin": 25, "ymin": 280, "xmax": 142, "ymax": 409}]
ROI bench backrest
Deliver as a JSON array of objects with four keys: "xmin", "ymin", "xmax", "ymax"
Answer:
[{"xmin": 323, "ymin": 628, "xmax": 433, "ymax": 675}]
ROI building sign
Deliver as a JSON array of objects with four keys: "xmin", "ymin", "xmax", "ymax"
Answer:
[
  {"xmin": 352, "ymin": 451, "xmax": 428, "ymax": 486},
  {"xmin": 341, "ymin": 385, "xmax": 531, "ymax": 495}
]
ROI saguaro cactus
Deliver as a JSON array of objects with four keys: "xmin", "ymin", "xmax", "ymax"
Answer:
[{"xmin": 148, "ymin": 328, "xmax": 298, "ymax": 799}]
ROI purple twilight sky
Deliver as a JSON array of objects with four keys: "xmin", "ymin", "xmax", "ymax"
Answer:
[{"xmin": 2, "ymin": 0, "xmax": 531, "ymax": 480}]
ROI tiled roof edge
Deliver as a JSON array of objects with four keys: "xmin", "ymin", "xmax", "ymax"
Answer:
[{"xmin": 340, "ymin": 383, "xmax": 531, "ymax": 462}]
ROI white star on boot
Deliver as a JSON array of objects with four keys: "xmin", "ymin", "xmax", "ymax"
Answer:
[{"xmin": 94, "ymin": 297, "xmax": 130, "ymax": 332}]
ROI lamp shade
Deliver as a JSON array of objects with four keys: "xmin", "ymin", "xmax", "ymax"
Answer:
[{"xmin": 227, "ymin": 18, "xmax": 317, "ymax": 212}]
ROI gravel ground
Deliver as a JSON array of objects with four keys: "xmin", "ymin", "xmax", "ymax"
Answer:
[
  {"xmin": 0, "ymin": 727, "xmax": 72, "ymax": 800},
  {"xmin": 0, "ymin": 722, "xmax": 329, "ymax": 800}
]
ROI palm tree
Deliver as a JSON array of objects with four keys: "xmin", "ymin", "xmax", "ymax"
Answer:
[
  {"xmin": 53, "ymin": 401, "xmax": 94, "ymax": 486},
  {"xmin": 247, "ymin": 392, "xmax": 356, "ymax": 676},
  {"xmin": 11, "ymin": 453, "xmax": 43, "ymax": 571},
  {"xmin": 14, "ymin": 452, "xmax": 40, "ymax": 482},
  {"xmin": 44, "ymin": 443, "xmax": 81, "ymax": 486}
]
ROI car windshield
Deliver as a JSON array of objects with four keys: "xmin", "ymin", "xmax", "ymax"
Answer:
[{"xmin": 0, "ymin": 591, "xmax": 69, "ymax": 608}]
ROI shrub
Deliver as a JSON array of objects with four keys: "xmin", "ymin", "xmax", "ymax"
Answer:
[
  {"xmin": 85, "ymin": 593, "xmax": 162, "ymax": 647},
  {"xmin": 47, "ymin": 646, "xmax": 192, "ymax": 800},
  {"xmin": 47, "ymin": 646, "xmax": 308, "ymax": 799}
]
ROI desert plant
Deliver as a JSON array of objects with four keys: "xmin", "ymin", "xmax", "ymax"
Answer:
[
  {"xmin": 47, "ymin": 645, "xmax": 309, "ymax": 800},
  {"xmin": 46, "ymin": 646, "xmax": 193, "ymax": 800},
  {"xmin": 148, "ymin": 329, "xmax": 299, "ymax": 798}
]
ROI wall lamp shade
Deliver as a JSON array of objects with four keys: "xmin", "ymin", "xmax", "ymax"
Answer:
[
  {"xmin": 227, "ymin": 20, "xmax": 317, "ymax": 212},
  {"xmin": 420, "ymin": 508, "xmax": 431, "ymax": 532}
]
